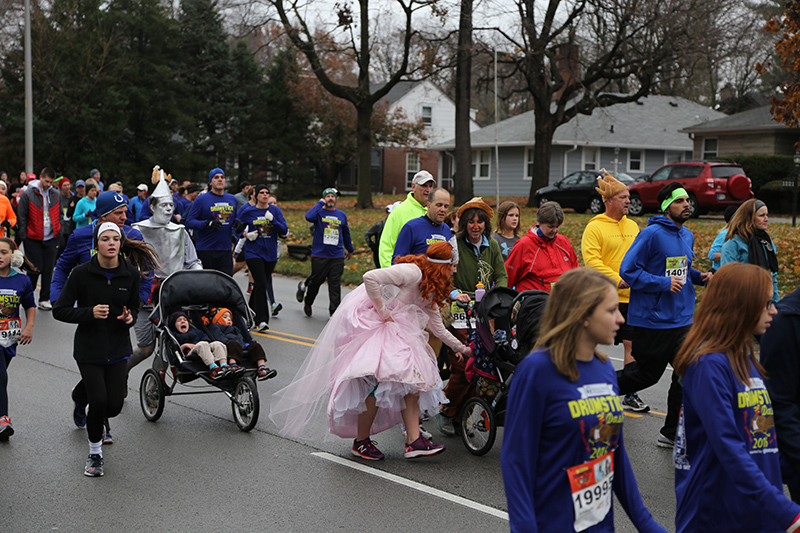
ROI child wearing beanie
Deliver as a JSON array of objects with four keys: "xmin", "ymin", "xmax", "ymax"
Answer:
[
  {"xmin": 206, "ymin": 308, "xmax": 276, "ymax": 381},
  {"xmin": 168, "ymin": 311, "xmax": 238, "ymax": 380}
]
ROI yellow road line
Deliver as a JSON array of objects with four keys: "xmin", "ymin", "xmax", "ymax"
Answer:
[
  {"xmin": 623, "ymin": 412, "xmax": 643, "ymax": 418},
  {"xmin": 252, "ymin": 331, "xmax": 315, "ymax": 347},
  {"xmin": 266, "ymin": 330, "xmax": 318, "ymax": 342}
]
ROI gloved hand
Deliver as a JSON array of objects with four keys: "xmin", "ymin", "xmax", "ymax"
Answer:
[
  {"xmin": 232, "ymin": 220, "xmax": 245, "ymax": 233},
  {"xmin": 246, "ymin": 230, "xmax": 259, "ymax": 241},
  {"xmin": 1, "ymin": 220, "xmax": 10, "ymax": 229},
  {"xmin": 207, "ymin": 219, "xmax": 223, "ymax": 231},
  {"xmin": 264, "ymin": 210, "xmax": 273, "ymax": 222}
]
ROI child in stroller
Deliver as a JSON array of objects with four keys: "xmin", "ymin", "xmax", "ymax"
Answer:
[
  {"xmin": 168, "ymin": 311, "xmax": 243, "ymax": 380},
  {"xmin": 206, "ymin": 307, "xmax": 277, "ymax": 381}
]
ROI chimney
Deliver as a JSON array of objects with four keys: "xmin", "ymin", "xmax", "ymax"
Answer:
[
  {"xmin": 554, "ymin": 30, "xmax": 580, "ymax": 101},
  {"xmin": 719, "ymin": 83, "xmax": 736, "ymax": 103}
]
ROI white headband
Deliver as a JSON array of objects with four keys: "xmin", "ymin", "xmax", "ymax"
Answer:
[{"xmin": 97, "ymin": 221, "xmax": 122, "ymax": 238}]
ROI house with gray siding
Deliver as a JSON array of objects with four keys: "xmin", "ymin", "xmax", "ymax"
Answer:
[{"xmin": 431, "ymin": 95, "xmax": 726, "ymax": 197}]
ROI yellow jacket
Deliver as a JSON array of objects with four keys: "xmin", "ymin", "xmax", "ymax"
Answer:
[{"xmin": 580, "ymin": 214, "xmax": 639, "ymax": 303}]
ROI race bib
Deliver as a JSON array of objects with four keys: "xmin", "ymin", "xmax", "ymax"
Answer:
[
  {"xmin": 0, "ymin": 318, "xmax": 22, "ymax": 348},
  {"xmin": 567, "ymin": 451, "xmax": 614, "ymax": 531},
  {"xmin": 450, "ymin": 300, "xmax": 474, "ymax": 329},
  {"xmin": 665, "ymin": 256, "xmax": 687, "ymax": 283},
  {"xmin": 323, "ymin": 226, "xmax": 339, "ymax": 246},
  {"xmin": 43, "ymin": 211, "xmax": 52, "ymax": 230}
]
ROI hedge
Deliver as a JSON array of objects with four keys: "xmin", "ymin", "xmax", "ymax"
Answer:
[{"xmin": 727, "ymin": 154, "xmax": 795, "ymax": 194}]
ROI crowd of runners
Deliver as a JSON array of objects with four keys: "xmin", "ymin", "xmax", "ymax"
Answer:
[{"xmin": 1, "ymin": 164, "xmax": 799, "ymax": 532}]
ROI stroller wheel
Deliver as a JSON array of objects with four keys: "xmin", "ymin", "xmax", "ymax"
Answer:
[
  {"xmin": 231, "ymin": 376, "xmax": 260, "ymax": 432},
  {"xmin": 460, "ymin": 397, "xmax": 496, "ymax": 456},
  {"xmin": 140, "ymin": 369, "xmax": 165, "ymax": 422}
]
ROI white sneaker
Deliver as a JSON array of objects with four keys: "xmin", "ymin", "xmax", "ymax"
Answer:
[
  {"xmin": 37, "ymin": 300, "xmax": 52, "ymax": 310},
  {"xmin": 257, "ymin": 321, "xmax": 269, "ymax": 332}
]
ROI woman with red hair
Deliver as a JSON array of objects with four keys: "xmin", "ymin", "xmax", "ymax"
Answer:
[
  {"xmin": 270, "ymin": 241, "xmax": 472, "ymax": 460},
  {"xmin": 672, "ymin": 262, "xmax": 800, "ymax": 532}
]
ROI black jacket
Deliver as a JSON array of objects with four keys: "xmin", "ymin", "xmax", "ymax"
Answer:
[
  {"xmin": 761, "ymin": 287, "xmax": 800, "ymax": 481},
  {"xmin": 53, "ymin": 255, "xmax": 140, "ymax": 364}
]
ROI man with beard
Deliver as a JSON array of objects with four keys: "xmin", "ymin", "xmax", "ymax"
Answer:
[
  {"xmin": 185, "ymin": 168, "xmax": 238, "ymax": 275},
  {"xmin": 618, "ymin": 182, "xmax": 712, "ymax": 448},
  {"xmin": 297, "ymin": 188, "xmax": 353, "ymax": 317}
]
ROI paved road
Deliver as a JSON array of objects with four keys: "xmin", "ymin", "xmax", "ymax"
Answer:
[{"xmin": 3, "ymin": 272, "xmax": 678, "ymax": 532}]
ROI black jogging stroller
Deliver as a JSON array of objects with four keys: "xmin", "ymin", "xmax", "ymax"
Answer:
[
  {"xmin": 139, "ymin": 270, "xmax": 269, "ymax": 431},
  {"xmin": 458, "ymin": 287, "xmax": 549, "ymax": 455}
]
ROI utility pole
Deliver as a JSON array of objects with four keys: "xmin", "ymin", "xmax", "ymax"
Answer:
[{"xmin": 24, "ymin": 0, "xmax": 34, "ymax": 174}]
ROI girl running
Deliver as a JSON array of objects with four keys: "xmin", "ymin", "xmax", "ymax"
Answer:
[
  {"xmin": 270, "ymin": 241, "xmax": 472, "ymax": 460},
  {"xmin": 672, "ymin": 262, "xmax": 800, "ymax": 532},
  {"xmin": 502, "ymin": 268, "xmax": 666, "ymax": 532},
  {"xmin": 53, "ymin": 222, "xmax": 157, "ymax": 476},
  {"xmin": 0, "ymin": 238, "xmax": 36, "ymax": 440}
]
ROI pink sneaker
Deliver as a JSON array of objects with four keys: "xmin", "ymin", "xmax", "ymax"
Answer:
[
  {"xmin": 404, "ymin": 436, "xmax": 445, "ymax": 458},
  {"xmin": 352, "ymin": 438, "xmax": 385, "ymax": 460}
]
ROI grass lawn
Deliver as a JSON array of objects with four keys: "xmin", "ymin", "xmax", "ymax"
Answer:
[{"xmin": 272, "ymin": 195, "xmax": 800, "ymax": 297}]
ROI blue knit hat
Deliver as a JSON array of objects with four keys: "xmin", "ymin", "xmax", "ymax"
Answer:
[
  {"xmin": 95, "ymin": 190, "xmax": 128, "ymax": 218},
  {"xmin": 208, "ymin": 168, "xmax": 225, "ymax": 183}
]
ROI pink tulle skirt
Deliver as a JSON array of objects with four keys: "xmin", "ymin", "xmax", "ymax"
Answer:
[{"xmin": 269, "ymin": 285, "xmax": 447, "ymax": 440}]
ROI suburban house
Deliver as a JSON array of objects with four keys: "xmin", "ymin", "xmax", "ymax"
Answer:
[
  {"xmin": 336, "ymin": 80, "xmax": 481, "ymax": 194},
  {"xmin": 431, "ymin": 95, "xmax": 727, "ymax": 197},
  {"xmin": 678, "ymin": 105, "xmax": 800, "ymax": 158}
]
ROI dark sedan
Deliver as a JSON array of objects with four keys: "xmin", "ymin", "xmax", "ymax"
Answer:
[{"xmin": 533, "ymin": 170, "xmax": 638, "ymax": 214}]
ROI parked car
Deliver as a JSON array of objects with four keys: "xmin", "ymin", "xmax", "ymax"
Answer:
[
  {"xmin": 627, "ymin": 161, "xmax": 753, "ymax": 218},
  {"xmin": 533, "ymin": 170, "xmax": 638, "ymax": 214}
]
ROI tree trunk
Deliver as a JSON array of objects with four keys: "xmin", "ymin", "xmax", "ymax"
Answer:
[
  {"xmin": 356, "ymin": 103, "xmax": 374, "ymax": 208},
  {"xmin": 453, "ymin": 0, "xmax": 473, "ymax": 205},
  {"xmin": 526, "ymin": 110, "xmax": 556, "ymax": 206}
]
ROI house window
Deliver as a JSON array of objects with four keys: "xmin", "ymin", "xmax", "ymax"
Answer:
[
  {"xmin": 525, "ymin": 148, "xmax": 534, "ymax": 180},
  {"xmin": 583, "ymin": 147, "xmax": 599, "ymax": 170},
  {"xmin": 628, "ymin": 150, "xmax": 643, "ymax": 172},
  {"xmin": 405, "ymin": 152, "xmax": 420, "ymax": 190},
  {"xmin": 472, "ymin": 150, "xmax": 490, "ymax": 180},
  {"xmin": 702, "ymin": 138, "xmax": 718, "ymax": 159},
  {"xmin": 421, "ymin": 106, "xmax": 433, "ymax": 127}
]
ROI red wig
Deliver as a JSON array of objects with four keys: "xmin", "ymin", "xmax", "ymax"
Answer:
[{"xmin": 395, "ymin": 241, "xmax": 454, "ymax": 309}]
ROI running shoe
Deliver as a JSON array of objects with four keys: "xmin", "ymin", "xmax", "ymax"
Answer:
[
  {"xmin": 352, "ymin": 438, "xmax": 385, "ymax": 461},
  {"xmin": 210, "ymin": 366, "xmax": 226, "ymax": 380},
  {"xmin": 0, "ymin": 415, "xmax": 14, "ymax": 440},
  {"xmin": 404, "ymin": 436, "xmax": 445, "ymax": 458},
  {"xmin": 657, "ymin": 434, "xmax": 675, "ymax": 448},
  {"xmin": 296, "ymin": 282, "xmax": 306, "ymax": 303},
  {"xmin": 228, "ymin": 362, "xmax": 246, "ymax": 375},
  {"xmin": 436, "ymin": 413, "xmax": 455, "ymax": 436},
  {"xmin": 37, "ymin": 300, "xmax": 52, "ymax": 311},
  {"xmin": 258, "ymin": 321, "xmax": 269, "ymax": 332},
  {"xmin": 271, "ymin": 302, "xmax": 282, "ymax": 316},
  {"xmin": 73, "ymin": 401, "xmax": 87, "ymax": 428},
  {"xmin": 257, "ymin": 365, "xmax": 277, "ymax": 381},
  {"xmin": 102, "ymin": 429, "xmax": 113, "ymax": 445},
  {"xmin": 84, "ymin": 454, "xmax": 104, "ymax": 477},
  {"xmin": 622, "ymin": 393, "xmax": 650, "ymax": 413},
  {"xmin": 303, "ymin": 304, "xmax": 312, "ymax": 317},
  {"xmin": 400, "ymin": 424, "xmax": 433, "ymax": 440}
]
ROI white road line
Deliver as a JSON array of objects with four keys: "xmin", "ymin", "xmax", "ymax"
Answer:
[{"xmin": 311, "ymin": 452, "xmax": 509, "ymax": 521}]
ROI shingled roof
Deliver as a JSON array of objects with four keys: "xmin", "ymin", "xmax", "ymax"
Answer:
[
  {"xmin": 679, "ymin": 105, "xmax": 799, "ymax": 134},
  {"xmin": 432, "ymin": 95, "xmax": 725, "ymax": 151}
]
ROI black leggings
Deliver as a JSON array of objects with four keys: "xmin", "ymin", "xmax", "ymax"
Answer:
[
  {"xmin": 246, "ymin": 258, "xmax": 276, "ymax": 324},
  {"xmin": 73, "ymin": 360, "xmax": 128, "ymax": 443},
  {"xmin": 0, "ymin": 352, "xmax": 11, "ymax": 417},
  {"xmin": 24, "ymin": 238, "xmax": 56, "ymax": 301}
]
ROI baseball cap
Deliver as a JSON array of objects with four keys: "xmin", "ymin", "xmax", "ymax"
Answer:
[
  {"xmin": 411, "ymin": 170, "xmax": 435, "ymax": 186},
  {"xmin": 385, "ymin": 201, "xmax": 402, "ymax": 214},
  {"xmin": 137, "ymin": 183, "xmax": 148, "ymax": 192},
  {"xmin": 322, "ymin": 187, "xmax": 339, "ymax": 197},
  {"xmin": 75, "ymin": 180, "xmax": 86, "ymax": 187}
]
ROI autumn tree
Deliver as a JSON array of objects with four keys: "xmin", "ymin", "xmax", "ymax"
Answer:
[
  {"xmin": 764, "ymin": 0, "xmax": 800, "ymax": 141},
  {"xmin": 267, "ymin": 0, "xmax": 444, "ymax": 208}
]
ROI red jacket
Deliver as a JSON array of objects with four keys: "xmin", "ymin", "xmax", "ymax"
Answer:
[
  {"xmin": 504, "ymin": 227, "xmax": 578, "ymax": 292},
  {"xmin": 18, "ymin": 184, "xmax": 61, "ymax": 241}
]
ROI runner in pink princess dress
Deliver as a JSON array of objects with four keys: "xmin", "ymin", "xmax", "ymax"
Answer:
[{"xmin": 270, "ymin": 241, "xmax": 472, "ymax": 460}]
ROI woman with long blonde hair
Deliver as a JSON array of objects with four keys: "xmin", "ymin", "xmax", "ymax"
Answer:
[
  {"xmin": 270, "ymin": 241, "xmax": 471, "ymax": 461},
  {"xmin": 672, "ymin": 262, "xmax": 800, "ymax": 532},
  {"xmin": 502, "ymin": 268, "xmax": 666, "ymax": 532}
]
